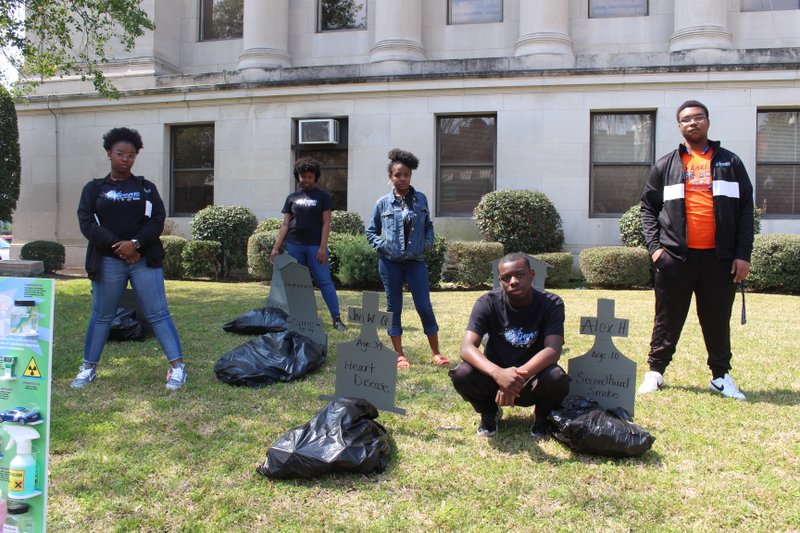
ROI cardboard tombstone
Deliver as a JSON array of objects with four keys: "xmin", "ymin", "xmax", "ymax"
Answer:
[
  {"xmin": 321, "ymin": 292, "xmax": 404, "ymax": 415},
  {"xmin": 266, "ymin": 254, "xmax": 327, "ymax": 347},
  {"xmin": 492, "ymin": 254, "xmax": 549, "ymax": 290},
  {"xmin": 567, "ymin": 298, "xmax": 637, "ymax": 417}
]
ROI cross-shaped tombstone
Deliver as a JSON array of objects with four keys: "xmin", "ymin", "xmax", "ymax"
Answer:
[
  {"xmin": 265, "ymin": 253, "xmax": 298, "ymax": 313},
  {"xmin": 492, "ymin": 254, "xmax": 549, "ymax": 291},
  {"xmin": 320, "ymin": 291, "xmax": 405, "ymax": 414},
  {"xmin": 567, "ymin": 298, "xmax": 637, "ymax": 416},
  {"xmin": 270, "ymin": 256, "xmax": 327, "ymax": 348}
]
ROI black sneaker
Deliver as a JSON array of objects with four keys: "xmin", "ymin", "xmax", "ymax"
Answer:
[
  {"xmin": 530, "ymin": 417, "xmax": 552, "ymax": 440},
  {"xmin": 477, "ymin": 407, "xmax": 503, "ymax": 437},
  {"xmin": 332, "ymin": 318, "xmax": 348, "ymax": 331}
]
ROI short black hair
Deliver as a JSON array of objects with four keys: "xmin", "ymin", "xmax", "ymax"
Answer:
[
  {"xmin": 293, "ymin": 157, "xmax": 321, "ymax": 181},
  {"xmin": 387, "ymin": 148, "xmax": 419, "ymax": 173},
  {"xmin": 676, "ymin": 100, "xmax": 709, "ymax": 122},
  {"xmin": 102, "ymin": 127, "xmax": 143, "ymax": 152},
  {"xmin": 498, "ymin": 252, "xmax": 531, "ymax": 269}
]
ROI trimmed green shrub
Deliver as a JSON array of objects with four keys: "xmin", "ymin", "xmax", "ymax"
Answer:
[
  {"xmin": 446, "ymin": 241, "xmax": 504, "ymax": 288},
  {"xmin": 330, "ymin": 211, "xmax": 365, "ymax": 235},
  {"xmin": 532, "ymin": 252, "xmax": 574, "ymax": 287},
  {"xmin": 0, "ymin": 87, "xmax": 20, "ymax": 222},
  {"xmin": 327, "ymin": 232, "xmax": 349, "ymax": 283},
  {"xmin": 19, "ymin": 240, "xmax": 65, "ymax": 273},
  {"xmin": 473, "ymin": 190, "xmax": 564, "ymax": 254},
  {"xmin": 247, "ymin": 230, "xmax": 279, "ymax": 280},
  {"xmin": 160, "ymin": 235, "xmax": 187, "ymax": 279},
  {"xmin": 331, "ymin": 234, "xmax": 381, "ymax": 289},
  {"xmin": 190, "ymin": 206, "xmax": 258, "ymax": 277},
  {"xmin": 619, "ymin": 204, "xmax": 646, "ymax": 248},
  {"xmin": 182, "ymin": 240, "xmax": 221, "ymax": 279},
  {"xmin": 425, "ymin": 234, "xmax": 448, "ymax": 287},
  {"xmin": 579, "ymin": 246, "xmax": 651, "ymax": 289},
  {"xmin": 748, "ymin": 233, "xmax": 800, "ymax": 293},
  {"xmin": 753, "ymin": 207, "xmax": 762, "ymax": 235},
  {"xmin": 255, "ymin": 217, "xmax": 283, "ymax": 233}
]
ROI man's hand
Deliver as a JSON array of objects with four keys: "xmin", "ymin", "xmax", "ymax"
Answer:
[
  {"xmin": 112, "ymin": 241, "xmax": 142, "ymax": 264},
  {"xmin": 493, "ymin": 367, "xmax": 528, "ymax": 396},
  {"xmin": 651, "ymin": 248, "xmax": 664, "ymax": 263},
  {"xmin": 731, "ymin": 259, "xmax": 750, "ymax": 283}
]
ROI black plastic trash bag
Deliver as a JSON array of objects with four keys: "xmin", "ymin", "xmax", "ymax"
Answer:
[
  {"xmin": 214, "ymin": 330, "xmax": 326, "ymax": 387},
  {"xmin": 257, "ymin": 397, "xmax": 391, "ymax": 479},
  {"xmin": 222, "ymin": 307, "xmax": 288, "ymax": 334},
  {"xmin": 107, "ymin": 307, "xmax": 145, "ymax": 342},
  {"xmin": 549, "ymin": 396, "xmax": 655, "ymax": 457}
]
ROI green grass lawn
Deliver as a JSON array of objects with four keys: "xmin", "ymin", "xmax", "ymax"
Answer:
[{"xmin": 47, "ymin": 279, "xmax": 800, "ymax": 531}]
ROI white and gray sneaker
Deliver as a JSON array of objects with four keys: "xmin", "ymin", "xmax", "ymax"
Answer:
[
  {"xmin": 70, "ymin": 364, "xmax": 97, "ymax": 388},
  {"xmin": 166, "ymin": 362, "xmax": 187, "ymax": 390},
  {"xmin": 709, "ymin": 373, "xmax": 746, "ymax": 400},
  {"xmin": 637, "ymin": 371, "xmax": 664, "ymax": 394}
]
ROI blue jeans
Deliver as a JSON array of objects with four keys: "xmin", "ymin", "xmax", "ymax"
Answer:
[
  {"xmin": 84, "ymin": 256, "xmax": 183, "ymax": 365},
  {"xmin": 284, "ymin": 242, "xmax": 341, "ymax": 319},
  {"xmin": 378, "ymin": 256, "xmax": 438, "ymax": 337}
]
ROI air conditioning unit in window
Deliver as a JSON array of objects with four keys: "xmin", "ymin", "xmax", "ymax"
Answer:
[{"xmin": 298, "ymin": 119, "xmax": 340, "ymax": 144}]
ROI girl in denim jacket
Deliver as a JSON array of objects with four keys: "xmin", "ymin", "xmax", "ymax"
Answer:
[{"xmin": 366, "ymin": 149, "xmax": 450, "ymax": 369}]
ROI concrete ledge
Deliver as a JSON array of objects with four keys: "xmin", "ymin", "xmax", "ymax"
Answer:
[{"xmin": 0, "ymin": 260, "xmax": 45, "ymax": 277}]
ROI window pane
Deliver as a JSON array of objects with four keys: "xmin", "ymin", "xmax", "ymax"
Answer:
[
  {"xmin": 591, "ymin": 165, "xmax": 651, "ymax": 215},
  {"xmin": 757, "ymin": 111, "xmax": 800, "ymax": 161},
  {"xmin": 297, "ymin": 142, "xmax": 349, "ymax": 211},
  {"xmin": 439, "ymin": 116, "xmax": 496, "ymax": 165},
  {"xmin": 172, "ymin": 125, "xmax": 214, "ymax": 215},
  {"xmin": 741, "ymin": 0, "xmax": 799, "ymax": 11},
  {"xmin": 756, "ymin": 165, "xmax": 799, "ymax": 215},
  {"xmin": 589, "ymin": 0, "xmax": 648, "ymax": 18},
  {"xmin": 201, "ymin": 0, "xmax": 243, "ymax": 40},
  {"xmin": 439, "ymin": 166, "xmax": 495, "ymax": 215},
  {"xmin": 592, "ymin": 114, "xmax": 653, "ymax": 163},
  {"xmin": 319, "ymin": 0, "xmax": 367, "ymax": 31},
  {"xmin": 449, "ymin": 0, "xmax": 502, "ymax": 24},
  {"xmin": 173, "ymin": 170, "xmax": 215, "ymax": 214}
]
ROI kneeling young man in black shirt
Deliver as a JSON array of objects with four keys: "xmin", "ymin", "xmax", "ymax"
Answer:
[{"xmin": 450, "ymin": 252, "xmax": 570, "ymax": 438}]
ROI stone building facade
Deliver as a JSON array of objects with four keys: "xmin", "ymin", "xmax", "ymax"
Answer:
[{"xmin": 13, "ymin": 0, "xmax": 800, "ymax": 266}]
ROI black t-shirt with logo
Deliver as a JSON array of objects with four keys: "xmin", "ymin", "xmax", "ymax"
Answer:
[
  {"xmin": 95, "ymin": 177, "xmax": 147, "ymax": 256},
  {"xmin": 281, "ymin": 188, "xmax": 334, "ymax": 246},
  {"xmin": 466, "ymin": 287, "xmax": 565, "ymax": 368}
]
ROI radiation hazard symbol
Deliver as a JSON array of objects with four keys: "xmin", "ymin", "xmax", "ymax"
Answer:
[{"xmin": 23, "ymin": 357, "xmax": 42, "ymax": 378}]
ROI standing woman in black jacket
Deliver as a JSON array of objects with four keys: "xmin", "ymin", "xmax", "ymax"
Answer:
[{"xmin": 73, "ymin": 127, "xmax": 187, "ymax": 390}]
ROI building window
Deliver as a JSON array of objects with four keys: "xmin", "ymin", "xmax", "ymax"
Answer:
[
  {"xmin": 171, "ymin": 125, "xmax": 215, "ymax": 216},
  {"xmin": 437, "ymin": 115, "xmax": 496, "ymax": 216},
  {"xmin": 756, "ymin": 110, "xmax": 800, "ymax": 216},
  {"xmin": 295, "ymin": 119, "xmax": 349, "ymax": 210},
  {"xmin": 318, "ymin": 0, "xmax": 367, "ymax": 31},
  {"xmin": 741, "ymin": 0, "xmax": 799, "ymax": 11},
  {"xmin": 200, "ymin": 0, "xmax": 243, "ymax": 41},
  {"xmin": 590, "ymin": 112, "xmax": 655, "ymax": 216},
  {"xmin": 448, "ymin": 0, "xmax": 502, "ymax": 24},
  {"xmin": 589, "ymin": 0, "xmax": 648, "ymax": 18}
]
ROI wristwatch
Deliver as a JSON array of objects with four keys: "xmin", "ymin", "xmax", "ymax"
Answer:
[{"xmin": 131, "ymin": 239, "xmax": 141, "ymax": 250}]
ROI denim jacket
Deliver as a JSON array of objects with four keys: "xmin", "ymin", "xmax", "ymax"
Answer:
[{"xmin": 366, "ymin": 186, "xmax": 434, "ymax": 262}]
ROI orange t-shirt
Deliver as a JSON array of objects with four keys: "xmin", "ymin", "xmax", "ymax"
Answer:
[{"xmin": 682, "ymin": 147, "xmax": 715, "ymax": 249}]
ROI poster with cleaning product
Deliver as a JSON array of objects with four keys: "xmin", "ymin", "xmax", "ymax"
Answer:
[{"xmin": 0, "ymin": 277, "xmax": 54, "ymax": 532}]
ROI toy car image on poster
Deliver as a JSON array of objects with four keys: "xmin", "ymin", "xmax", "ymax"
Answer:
[{"xmin": 0, "ymin": 277, "xmax": 55, "ymax": 532}]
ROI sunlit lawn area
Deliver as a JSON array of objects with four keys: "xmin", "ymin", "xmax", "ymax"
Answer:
[{"xmin": 47, "ymin": 278, "xmax": 799, "ymax": 531}]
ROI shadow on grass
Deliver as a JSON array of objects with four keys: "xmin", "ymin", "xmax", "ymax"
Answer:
[
  {"xmin": 665, "ymin": 384, "xmax": 800, "ymax": 406},
  {"xmin": 488, "ymin": 415, "xmax": 664, "ymax": 466}
]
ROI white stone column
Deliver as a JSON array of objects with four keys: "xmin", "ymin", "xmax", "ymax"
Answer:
[
  {"xmin": 238, "ymin": 0, "xmax": 291, "ymax": 71},
  {"xmin": 370, "ymin": 0, "xmax": 425, "ymax": 62},
  {"xmin": 670, "ymin": 0, "xmax": 732, "ymax": 52},
  {"xmin": 514, "ymin": 0, "xmax": 574, "ymax": 67}
]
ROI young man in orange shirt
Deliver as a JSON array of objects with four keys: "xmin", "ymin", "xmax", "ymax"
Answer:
[{"xmin": 639, "ymin": 100, "xmax": 754, "ymax": 400}]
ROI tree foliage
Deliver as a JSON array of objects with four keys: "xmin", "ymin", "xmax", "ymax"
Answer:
[
  {"xmin": 320, "ymin": 0, "xmax": 366, "ymax": 31},
  {"xmin": 1, "ymin": 0, "xmax": 155, "ymax": 97},
  {"xmin": 0, "ymin": 87, "xmax": 20, "ymax": 221}
]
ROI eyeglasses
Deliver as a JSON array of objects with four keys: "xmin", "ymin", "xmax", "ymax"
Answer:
[
  {"xmin": 679, "ymin": 114, "xmax": 707, "ymax": 125},
  {"xmin": 112, "ymin": 151, "xmax": 137, "ymax": 160}
]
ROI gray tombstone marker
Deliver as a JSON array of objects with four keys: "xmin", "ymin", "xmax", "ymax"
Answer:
[
  {"xmin": 492, "ymin": 254, "xmax": 549, "ymax": 290},
  {"xmin": 567, "ymin": 298, "xmax": 637, "ymax": 416},
  {"xmin": 277, "ymin": 260, "xmax": 328, "ymax": 347},
  {"xmin": 321, "ymin": 292, "xmax": 405, "ymax": 414},
  {"xmin": 265, "ymin": 253, "xmax": 298, "ymax": 313}
]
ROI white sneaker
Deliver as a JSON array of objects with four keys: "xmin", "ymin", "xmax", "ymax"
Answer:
[
  {"xmin": 166, "ymin": 362, "xmax": 187, "ymax": 390},
  {"xmin": 637, "ymin": 371, "xmax": 664, "ymax": 394},
  {"xmin": 709, "ymin": 373, "xmax": 746, "ymax": 400}
]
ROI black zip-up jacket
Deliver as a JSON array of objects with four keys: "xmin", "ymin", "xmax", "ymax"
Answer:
[
  {"xmin": 640, "ymin": 140, "xmax": 754, "ymax": 262},
  {"xmin": 77, "ymin": 174, "xmax": 166, "ymax": 279}
]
